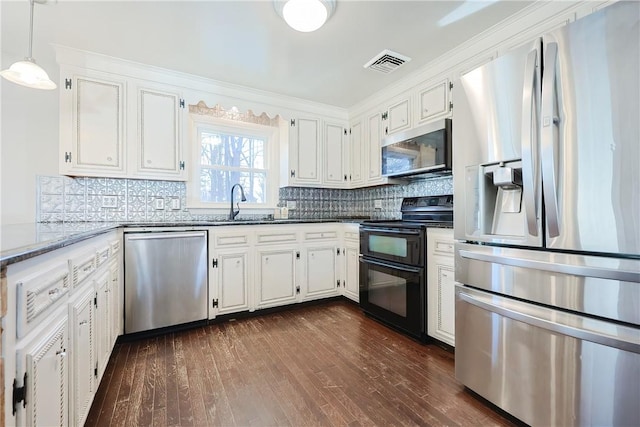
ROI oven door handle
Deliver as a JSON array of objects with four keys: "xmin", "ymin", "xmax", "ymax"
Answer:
[
  {"xmin": 360, "ymin": 257, "xmax": 422, "ymax": 274},
  {"xmin": 360, "ymin": 227, "xmax": 421, "ymax": 236}
]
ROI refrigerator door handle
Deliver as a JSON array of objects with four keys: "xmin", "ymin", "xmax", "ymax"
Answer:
[
  {"xmin": 541, "ymin": 41, "xmax": 561, "ymax": 237},
  {"xmin": 457, "ymin": 289, "xmax": 640, "ymax": 353},
  {"xmin": 521, "ymin": 47, "xmax": 540, "ymax": 236},
  {"xmin": 459, "ymin": 249, "xmax": 640, "ymax": 282}
]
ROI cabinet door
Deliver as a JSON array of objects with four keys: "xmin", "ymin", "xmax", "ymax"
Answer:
[
  {"xmin": 60, "ymin": 69, "xmax": 126, "ymax": 177},
  {"xmin": 349, "ymin": 120, "xmax": 363, "ymax": 185},
  {"xmin": 303, "ymin": 245, "xmax": 338, "ymax": 300},
  {"xmin": 134, "ymin": 83, "xmax": 185, "ymax": 179},
  {"xmin": 324, "ymin": 122, "xmax": 347, "ymax": 187},
  {"xmin": 386, "ymin": 97, "xmax": 411, "ymax": 134},
  {"xmin": 255, "ymin": 248, "xmax": 297, "ymax": 308},
  {"xmin": 15, "ymin": 312, "xmax": 68, "ymax": 427},
  {"xmin": 211, "ymin": 249, "xmax": 251, "ymax": 317},
  {"xmin": 95, "ymin": 269, "xmax": 111, "ymax": 379},
  {"xmin": 70, "ymin": 289, "xmax": 95, "ymax": 427},
  {"xmin": 417, "ymin": 79, "xmax": 451, "ymax": 123},
  {"xmin": 109, "ymin": 261, "xmax": 120, "ymax": 348},
  {"xmin": 427, "ymin": 229, "xmax": 456, "ymax": 346},
  {"xmin": 289, "ymin": 117, "xmax": 321, "ymax": 184},
  {"xmin": 343, "ymin": 244, "xmax": 360, "ymax": 302},
  {"xmin": 366, "ymin": 112, "xmax": 382, "ymax": 182}
]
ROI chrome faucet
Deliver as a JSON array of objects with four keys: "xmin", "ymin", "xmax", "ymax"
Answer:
[{"xmin": 229, "ymin": 183, "xmax": 247, "ymax": 220}]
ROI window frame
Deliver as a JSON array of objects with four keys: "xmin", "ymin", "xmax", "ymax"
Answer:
[{"xmin": 187, "ymin": 115, "xmax": 280, "ymax": 212}]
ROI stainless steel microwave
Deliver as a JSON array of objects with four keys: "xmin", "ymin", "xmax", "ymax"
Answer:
[{"xmin": 381, "ymin": 118, "xmax": 452, "ymax": 178}]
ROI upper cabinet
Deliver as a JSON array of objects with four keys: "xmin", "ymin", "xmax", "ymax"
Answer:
[
  {"xmin": 288, "ymin": 117, "xmax": 322, "ymax": 185},
  {"xmin": 59, "ymin": 66, "xmax": 187, "ymax": 181},
  {"xmin": 416, "ymin": 78, "xmax": 452, "ymax": 124},
  {"xmin": 384, "ymin": 94, "xmax": 411, "ymax": 136},
  {"xmin": 323, "ymin": 121, "xmax": 349, "ymax": 187},
  {"xmin": 59, "ymin": 68, "xmax": 127, "ymax": 178},
  {"xmin": 131, "ymin": 81, "xmax": 186, "ymax": 179},
  {"xmin": 348, "ymin": 118, "xmax": 363, "ymax": 186}
]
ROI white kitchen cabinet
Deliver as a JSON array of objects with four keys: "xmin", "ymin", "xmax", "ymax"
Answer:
[
  {"xmin": 302, "ymin": 245, "xmax": 339, "ymax": 301},
  {"xmin": 131, "ymin": 81, "xmax": 186, "ymax": 180},
  {"xmin": 288, "ymin": 117, "xmax": 322, "ymax": 185},
  {"xmin": 108, "ymin": 260, "xmax": 120, "ymax": 348},
  {"xmin": 427, "ymin": 228, "xmax": 456, "ymax": 347},
  {"xmin": 13, "ymin": 311, "xmax": 69, "ymax": 427},
  {"xmin": 349, "ymin": 119, "xmax": 364, "ymax": 186},
  {"xmin": 59, "ymin": 67, "xmax": 127, "ymax": 178},
  {"xmin": 323, "ymin": 121, "xmax": 348, "ymax": 187},
  {"xmin": 416, "ymin": 78, "xmax": 452, "ymax": 123},
  {"xmin": 210, "ymin": 249, "xmax": 251, "ymax": 317},
  {"xmin": 95, "ymin": 269, "xmax": 111, "ymax": 380},
  {"xmin": 69, "ymin": 287, "xmax": 96, "ymax": 427},
  {"xmin": 255, "ymin": 247, "xmax": 298, "ymax": 308},
  {"xmin": 384, "ymin": 95, "xmax": 411, "ymax": 135},
  {"xmin": 366, "ymin": 111, "xmax": 383, "ymax": 183},
  {"xmin": 342, "ymin": 224, "xmax": 360, "ymax": 302}
]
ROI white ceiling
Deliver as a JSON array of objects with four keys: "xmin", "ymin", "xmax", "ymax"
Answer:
[{"xmin": 1, "ymin": 0, "xmax": 532, "ymax": 108}]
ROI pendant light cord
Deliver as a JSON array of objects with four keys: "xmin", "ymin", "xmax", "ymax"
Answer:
[{"xmin": 27, "ymin": 0, "xmax": 34, "ymax": 60}]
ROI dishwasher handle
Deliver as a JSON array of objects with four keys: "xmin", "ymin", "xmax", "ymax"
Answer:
[{"xmin": 125, "ymin": 231, "xmax": 207, "ymax": 241}]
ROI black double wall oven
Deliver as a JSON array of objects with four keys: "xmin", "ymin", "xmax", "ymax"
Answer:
[{"xmin": 359, "ymin": 195, "xmax": 453, "ymax": 341}]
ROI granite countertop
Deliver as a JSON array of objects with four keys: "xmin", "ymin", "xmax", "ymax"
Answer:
[{"xmin": 0, "ymin": 218, "xmax": 369, "ymax": 267}]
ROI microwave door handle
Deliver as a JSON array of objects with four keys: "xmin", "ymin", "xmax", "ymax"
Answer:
[
  {"xmin": 541, "ymin": 41, "xmax": 561, "ymax": 237},
  {"xmin": 521, "ymin": 47, "xmax": 540, "ymax": 237},
  {"xmin": 360, "ymin": 257, "xmax": 422, "ymax": 274}
]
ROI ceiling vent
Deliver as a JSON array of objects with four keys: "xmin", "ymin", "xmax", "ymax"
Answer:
[{"xmin": 364, "ymin": 49, "xmax": 412, "ymax": 74}]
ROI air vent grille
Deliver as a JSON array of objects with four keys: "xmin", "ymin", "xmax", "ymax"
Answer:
[{"xmin": 364, "ymin": 49, "xmax": 411, "ymax": 74}]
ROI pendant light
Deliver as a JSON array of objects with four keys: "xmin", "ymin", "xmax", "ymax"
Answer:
[
  {"xmin": 1, "ymin": 0, "xmax": 56, "ymax": 90},
  {"xmin": 274, "ymin": 0, "xmax": 336, "ymax": 33}
]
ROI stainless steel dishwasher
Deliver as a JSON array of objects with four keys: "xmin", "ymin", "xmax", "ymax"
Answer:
[{"xmin": 124, "ymin": 230, "xmax": 208, "ymax": 334}]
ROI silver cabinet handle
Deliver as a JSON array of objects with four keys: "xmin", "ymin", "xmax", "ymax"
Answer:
[
  {"xmin": 541, "ymin": 41, "xmax": 561, "ymax": 237},
  {"xmin": 459, "ymin": 249, "xmax": 639, "ymax": 282},
  {"xmin": 457, "ymin": 290, "xmax": 640, "ymax": 353},
  {"xmin": 521, "ymin": 46, "xmax": 540, "ymax": 237}
]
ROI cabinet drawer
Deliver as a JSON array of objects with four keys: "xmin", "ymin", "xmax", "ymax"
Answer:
[
  {"xmin": 215, "ymin": 234, "xmax": 250, "ymax": 247},
  {"xmin": 256, "ymin": 232, "xmax": 297, "ymax": 244},
  {"xmin": 304, "ymin": 231, "xmax": 338, "ymax": 240},
  {"xmin": 69, "ymin": 252, "xmax": 96, "ymax": 289},
  {"xmin": 433, "ymin": 239, "xmax": 454, "ymax": 255},
  {"xmin": 16, "ymin": 264, "xmax": 70, "ymax": 338},
  {"xmin": 110, "ymin": 239, "xmax": 121, "ymax": 257},
  {"xmin": 96, "ymin": 245, "xmax": 110, "ymax": 267},
  {"xmin": 344, "ymin": 231, "xmax": 359, "ymax": 241}
]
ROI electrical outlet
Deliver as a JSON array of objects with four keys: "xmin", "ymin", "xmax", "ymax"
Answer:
[
  {"xmin": 374, "ymin": 199, "xmax": 383, "ymax": 209},
  {"xmin": 170, "ymin": 197, "xmax": 180, "ymax": 210},
  {"xmin": 286, "ymin": 200, "xmax": 297, "ymax": 209},
  {"xmin": 102, "ymin": 195, "xmax": 117, "ymax": 208},
  {"xmin": 153, "ymin": 198, "xmax": 165, "ymax": 210}
]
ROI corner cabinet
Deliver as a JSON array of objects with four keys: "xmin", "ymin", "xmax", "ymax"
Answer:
[
  {"xmin": 59, "ymin": 66, "xmax": 187, "ymax": 181},
  {"xmin": 426, "ymin": 228, "xmax": 456, "ymax": 347},
  {"xmin": 59, "ymin": 68, "xmax": 127, "ymax": 177}
]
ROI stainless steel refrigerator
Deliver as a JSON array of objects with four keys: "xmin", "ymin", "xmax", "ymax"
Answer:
[{"xmin": 452, "ymin": 2, "xmax": 640, "ymax": 425}]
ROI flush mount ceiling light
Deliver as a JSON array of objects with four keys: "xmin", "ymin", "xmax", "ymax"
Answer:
[
  {"xmin": 1, "ymin": 0, "xmax": 56, "ymax": 90},
  {"xmin": 274, "ymin": 0, "xmax": 336, "ymax": 33}
]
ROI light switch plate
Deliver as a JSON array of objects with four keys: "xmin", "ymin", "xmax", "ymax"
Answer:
[
  {"xmin": 374, "ymin": 199, "xmax": 383, "ymax": 209},
  {"xmin": 153, "ymin": 198, "xmax": 165, "ymax": 210},
  {"xmin": 102, "ymin": 195, "xmax": 117, "ymax": 208},
  {"xmin": 170, "ymin": 198, "xmax": 180, "ymax": 210},
  {"xmin": 286, "ymin": 200, "xmax": 297, "ymax": 209}
]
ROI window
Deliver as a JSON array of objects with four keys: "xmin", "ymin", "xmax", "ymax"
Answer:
[{"xmin": 188, "ymin": 117, "xmax": 280, "ymax": 210}]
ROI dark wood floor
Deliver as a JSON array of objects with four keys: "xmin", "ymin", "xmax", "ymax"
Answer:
[{"xmin": 86, "ymin": 300, "xmax": 515, "ymax": 427}]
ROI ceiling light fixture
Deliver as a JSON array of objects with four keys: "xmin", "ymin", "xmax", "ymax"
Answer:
[
  {"xmin": 274, "ymin": 0, "xmax": 336, "ymax": 33},
  {"xmin": 1, "ymin": 0, "xmax": 56, "ymax": 90}
]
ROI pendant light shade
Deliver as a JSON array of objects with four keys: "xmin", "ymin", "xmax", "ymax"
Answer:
[
  {"xmin": 274, "ymin": 0, "xmax": 335, "ymax": 33},
  {"xmin": 1, "ymin": 0, "xmax": 56, "ymax": 90}
]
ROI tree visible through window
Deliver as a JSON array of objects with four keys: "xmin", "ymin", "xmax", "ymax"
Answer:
[{"xmin": 199, "ymin": 130, "xmax": 267, "ymax": 203}]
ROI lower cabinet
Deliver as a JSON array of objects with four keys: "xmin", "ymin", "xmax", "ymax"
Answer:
[
  {"xmin": 342, "ymin": 224, "xmax": 360, "ymax": 302},
  {"xmin": 255, "ymin": 247, "xmax": 298, "ymax": 308},
  {"xmin": 70, "ymin": 287, "xmax": 96, "ymax": 427},
  {"xmin": 14, "ymin": 310, "xmax": 69, "ymax": 427},
  {"xmin": 211, "ymin": 249, "xmax": 251, "ymax": 317},
  {"xmin": 302, "ymin": 245, "xmax": 339, "ymax": 301},
  {"xmin": 426, "ymin": 228, "xmax": 456, "ymax": 346}
]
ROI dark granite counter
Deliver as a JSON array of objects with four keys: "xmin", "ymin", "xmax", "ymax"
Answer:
[{"xmin": 1, "ymin": 218, "xmax": 368, "ymax": 266}]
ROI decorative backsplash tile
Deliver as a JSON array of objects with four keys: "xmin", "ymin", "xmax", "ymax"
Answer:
[{"xmin": 36, "ymin": 175, "xmax": 453, "ymax": 222}]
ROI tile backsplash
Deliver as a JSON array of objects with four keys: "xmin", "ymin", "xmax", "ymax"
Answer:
[{"xmin": 37, "ymin": 175, "xmax": 453, "ymax": 222}]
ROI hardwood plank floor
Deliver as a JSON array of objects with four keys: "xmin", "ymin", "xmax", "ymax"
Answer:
[{"xmin": 86, "ymin": 301, "xmax": 516, "ymax": 426}]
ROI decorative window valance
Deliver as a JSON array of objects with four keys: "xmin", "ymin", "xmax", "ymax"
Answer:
[{"xmin": 189, "ymin": 101, "xmax": 282, "ymax": 127}]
